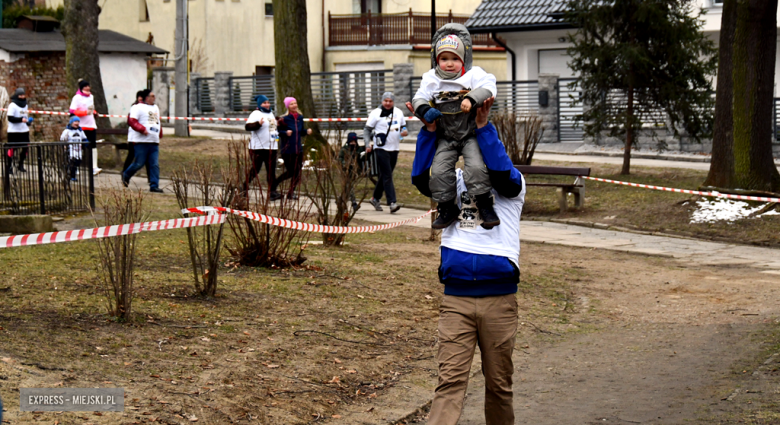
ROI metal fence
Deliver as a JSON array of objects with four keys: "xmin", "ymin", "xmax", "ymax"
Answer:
[
  {"xmin": 558, "ymin": 78, "xmax": 584, "ymax": 142},
  {"xmin": 220, "ymin": 70, "xmax": 394, "ymax": 121},
  {"xmin": 408, "ymin": 77, "xmax": 540, "ymax": 115},
  {"xmin": 196, "ymin": 77, "xmax": 215, "ymax": 113},
  {"xmin": 230, "ymin": 75, "xmax": 276, "ymax": 112},
  {"xmin": 1, "ymin": 142, "xmax": 94, "ymax": 215},
  {"xmin": 775, "ymin": 98, "xmax": 780, "ymax": 141}
]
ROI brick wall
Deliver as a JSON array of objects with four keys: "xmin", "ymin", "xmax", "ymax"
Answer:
[{"xmin": 0, "ymin": 52, "xmax": 70, "ymax": 141}]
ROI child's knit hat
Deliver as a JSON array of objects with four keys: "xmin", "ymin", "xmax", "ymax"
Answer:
[
  {"xmin": 436, "ymin": 34, "xmax": 465, "ymax": 63},
  {"xmin": 68, "ymin": 116, "xmax": 80, "ymax": 127}
]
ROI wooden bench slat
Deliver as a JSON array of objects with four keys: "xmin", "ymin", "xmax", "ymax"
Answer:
[
  {"xmin": 515, "ymin": 165, "xmax": 591, "ymax": 177},
  {"xmin": 526, "ymin": 183, "xmax": 583, "ymax": 188},
  {"xmin": 97, "ymin": 128, "xmax": 127, "ymax": 135}
]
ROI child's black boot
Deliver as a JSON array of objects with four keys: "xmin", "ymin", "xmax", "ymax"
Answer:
[
  {"xmin": 432, "ymin": 200, "xmax": 461, "ymax": 229},
  {"xmin": 475, "ymin": 193, "xmax": 500, "ymax": 230}
]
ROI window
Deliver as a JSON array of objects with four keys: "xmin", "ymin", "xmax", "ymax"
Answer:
[
  {"xmin": 712, "ymin": 0, "xmax": 723, "ymax": 5},
  {"xmin": 139, "ymin": 0, "xmax": 150, "ymax": 22},
  {"xmin": 265, "ymin": 3, "xmax": 273, "ymax": 16}
]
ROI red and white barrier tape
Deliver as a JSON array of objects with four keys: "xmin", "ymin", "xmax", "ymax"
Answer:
[
  {"xmin": 0, "ymin": 214, "xmax": 225, "ymax": 249},
  {"xmin": 0, "ymin": 206, "xmax": 434, "ymax": 249},
  {"xmin": 1, "ymin": 108, "xmax": 419, "ymax": 123},
  {"xmin": 580, "ymin": 176, "xmax": 780, "ymax": 203},
  {"xmin": 184, "ymin": 206, "xmax": 435, "ymax": 234}
]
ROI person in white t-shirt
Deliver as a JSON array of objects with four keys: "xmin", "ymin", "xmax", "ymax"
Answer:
[
  {"xmin": 69, "ymin": 80, "xmax": 102, "ymax": 175},
  {"xmin": 243, "ymin": 94, "xmax": 281, "ymax": 200},
  {"xmin": 122, "ymin": 89, "xmax": 164, "ymax": 193},
  {"xmin": 5, "ymin": 88, "xmax": 32, "ymax": 173},
  {"xmin": 363, "ymin": 92, "xmax": 407, "ymax": 213}
]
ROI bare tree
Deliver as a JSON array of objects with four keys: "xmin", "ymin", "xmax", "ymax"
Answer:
[
  {"xmin": 704, "ymin": 0, "xmax": 780, "ymax": 193},
  {"xmin": 94, "ymin": 189, "xmax": 147, "ymax": 321},
  {"xmin": 272, "ymin": 0, "xmax": 324, "ymax": 143},
  {"xmin": 62, "ymin": 0, "xmax": 111, "ymax": 130},
  {"xmin": 172, "ymin": 162, "xmax": 234, "ymax": 297}
]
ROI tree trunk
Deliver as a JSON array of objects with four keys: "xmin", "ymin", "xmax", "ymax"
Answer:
[
  {"xmin": 704, "ymin": 0, "xmax": 737, "ymax": 189},
  {"xmin": 273, "ymin": 0, "xmax": 324, "ymax": 144},
  {"xmin": 62, "ymin": 0, "xmax": 112, "ymax": 131},
  {"xmin": 622, "ymin": 84, "xmax": 634, "ymax": 175},
  {"xmin": 729, "ymin": 0, "xmax": 780, "ymax": 192}
]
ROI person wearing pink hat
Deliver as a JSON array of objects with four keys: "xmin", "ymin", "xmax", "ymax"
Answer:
[{"xmin": 272, "ymin": 97, "xmax": 312, "ymax": 200}]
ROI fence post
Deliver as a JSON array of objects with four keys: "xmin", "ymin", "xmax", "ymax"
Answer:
[
  {"xmin": 86, "ymin": 143, "xmax": 95, "ymax": 210},
  {"xmin": 35, "ymin": 146, "xmax": 45, "ymax": 215},
  {"xmin": 152, "ymin": 67, "xmax": 174, "ymax": 118},
  {"xmin": 189, "ymin": 72, "xmax": 202, "ymax": 116},
  {"xmin": 214, "ymin": 71, "xmax": 233, "ymax": 117},
  {"xmin": 537, "ymin": 74, "xmax": 560, "ymax": 144}
]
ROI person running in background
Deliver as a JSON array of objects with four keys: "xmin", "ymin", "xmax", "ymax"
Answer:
[
  {"xmin": 60, "ymin": 116, "xmax": 87, "ymax": 182},
  {"xmin": 338, "ymin": 132, "xmax": 366, "ymax": 213},
  {"xmin": 244, "ymin": 94, "xmax": 281, "ymax": 200},
  {"xmin": 5, "ymin": 87, "xmax": 32, "ymax": 174},
  {"xmin": 69, "ymin": 80, "xmax": 102, "ymax": 175},
  {"xmin": 364, "ymin": 92, "xmax": 407, "ymax": 214},
  {"xmin": 123, "ymin": 91, "xmax": 151, "ymax": 179},
  {"xmin": 271, "ymin": 97, "xmax": 312, "ymax": 200},
  {"xmin": 123, "ymin": 89, "xmax": 164, "ymax": 193}
]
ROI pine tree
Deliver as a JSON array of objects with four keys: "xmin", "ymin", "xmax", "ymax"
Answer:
[{"xmin": 566, "ymin": 0, "xmax": 717, "ymax": 175}]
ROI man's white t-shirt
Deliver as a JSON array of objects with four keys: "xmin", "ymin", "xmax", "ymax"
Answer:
[
  {"xmin": 441, "ymin": 169, "xmax": 526, "ymax": 269},
  {"xmin": 128, "ymin": 103, "xmax": 161, "ymax": 143},
  {"xmin": 7, "ymin": 102, "xmax": 29, "ymax": 133},
  {"xmin": 69, "ymin": 94, "xmax": 97, "ymax": 129},
  {"xmin": 366, "ymin": 107, "xmax": 406, "ymax": 152},
  {"xmin": 246, "ymin": 110, "xmax": 278, "ymax": 150}
]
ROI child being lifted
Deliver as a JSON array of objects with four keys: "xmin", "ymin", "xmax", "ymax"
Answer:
[{"xmin": 412, "ymin": 23, "xmax": 499, "ymax": 229}]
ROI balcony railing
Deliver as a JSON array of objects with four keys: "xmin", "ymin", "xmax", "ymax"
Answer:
[{"xmin": 328, "ymin": 10, "xmax": 500, "ymax": 47}]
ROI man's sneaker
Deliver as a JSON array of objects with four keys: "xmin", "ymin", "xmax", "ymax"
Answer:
[
  {"xmin": 476, "ymin": 194, "xmax": 501, "ymax": 230},
  {"xmin": 70, "ymin": 177, "xmax": 77, "ymax": 182},
  {"xmin": 269, "ymin": 191, "xmax": 283, "ymax": 201},
  {"xmin": 352, "ymin": 202, "xmax": 360, "ymax": 213},
  {"xmin": 287, "ymin": 193, "xmax": 299, "ymax": 200},
  {"xmin": 150, "ymin": 187, "xmax": 164, "ymax": 193},
  {"xmin": 122, "ymin": 177, "xmax": 129, "ymax": 188},
  {"xmin": 93, "ymin": 167, "xmax": 102, "ymax": 176},
  {"xmin": 432, "ymin": 201, "xmax": 460, "ymax": 229},
  {"xmin": 17, "ymin": 164, "xmax": 26, "ymax": 173},
  {"xmin": 369, "ymin": 198, "xmax": 383, "ymax": 211},
  {"xmin": 389, "ymin": 202, "xmax": 401, "ymax": 213}
]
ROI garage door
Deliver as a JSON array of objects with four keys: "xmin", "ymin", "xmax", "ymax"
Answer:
[{"xmin": 538, "ymin": 49, "xmax": 577, "ymax": 78}]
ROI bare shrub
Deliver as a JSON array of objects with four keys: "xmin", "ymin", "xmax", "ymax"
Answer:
[
  {"xmin": 303, "ymin": 125, "xmax": 369, "ymax": 246},
  {"xmin": 171, "ymin": 161, "xmax": 234, "ymax": 296},
  {"xmin": 94, "ymin": 189, "xmax": 147, "ymax": 321},
  {"xmin": 223, "ymin": 140, "xmax": 312, "ymax": 267},
  {"xmin": 493, "ymin": 111, "xmax": 545, "ymax": 165}
]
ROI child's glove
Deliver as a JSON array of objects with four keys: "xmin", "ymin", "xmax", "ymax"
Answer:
[{"xmin": 423, "ymin": 108, "xmax": 442, "ymax": 123}]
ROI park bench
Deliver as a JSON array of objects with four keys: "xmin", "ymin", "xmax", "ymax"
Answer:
[
  {"xmin": 515, "ymin": 165, "xmax": 591, "ymax": 212},
  {"xmin": 97, "ymin": 128, "xmax": 128, "ymax": 165}
]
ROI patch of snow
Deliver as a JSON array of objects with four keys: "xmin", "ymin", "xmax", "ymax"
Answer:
[{"xmin": 690, "ymin": 198, "xmax": 774, "ymax": 224}]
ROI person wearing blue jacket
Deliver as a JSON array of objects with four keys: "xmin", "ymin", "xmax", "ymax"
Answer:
[
  {"xmin": 271, "ymin": 97, "xmax": 312, "ymax": 200},
  {"xmin": 409, "ymin": 97, "xmax": 525, "ymax": 425}
]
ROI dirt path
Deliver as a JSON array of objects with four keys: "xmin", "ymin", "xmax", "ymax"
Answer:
[{"xmin": 458, "ymin": 244, "xmax": 780, "ymax": 424}]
